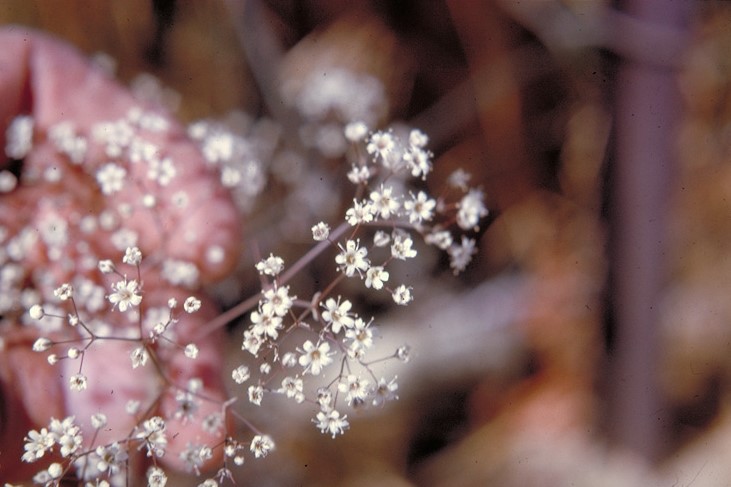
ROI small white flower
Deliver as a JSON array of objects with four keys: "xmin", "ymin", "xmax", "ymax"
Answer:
[
  {"xmin": 369, "ymin": 185, "xmax": 400, "ymax": 219},
  {"xmin": 346, "ymin": 164, "xmax": 371, "ymax": 184},
  {"xmin": 108, "ymin": 278, "xmax": 142, "ymax": 312},
  {"xmin": 314, "ymin": 409, "xmax": 349, "ymax": 438},
  {"xmin": 255, "ymin": 254, "xmax": 285, "ymax": 276},
  {"xmin": 298, "ymin": 340, "xmax": 334, "ymax": 376},
  {"xmin": 54, "ymin": 283, "xmax": 74, "ymax": 301},
  {"xmin": 131, "ymin": 347, "xmax": 149, "ymax": 368},
  {"xmin": 448, "ymin": 236, "xmax": 478, "ymax": 274},
  {"xmin": 392, "ymin": 285, "xmax": 413, "ymax": 306},
  {"xmin": 262, "ymin": 285, "xmax": 294, "ymax": 317},
  {"xmin": 248, "ymin": 385, "xmax": 264, "ymax": 405},
  {"xmin": 250, "ymin": 435, "xmax": 275, "ymax": 458},
  {"xmin": 390, "ymin": 233, "xmax": 417, "ymax": 260},
  {"xmin": 403, "ymin": 191, "xmax": 436, "ymax": 224},
  {"xmin": 91, "ymin": 413, "xmax": 108, "ymax": 429},
  {"xmin": 335, "ymin": 239, "xmax": 369, "ymax": 277},
  {"xmin": 250, "ymin": 303, "xmax": 283, "ymax": 339},
  {"xmin": 22, "ymin": 427, "xmax": 54, "ymax": 463},
  {"xmin": 456, "ymin": 188, "xmax": 489, "ymax": 231},
  {"xmin": 29, "ymin": 304, "xmax": 45, "ymax": 320},
  {"xmin": 425, "ymin": 229, "xmax": 453, "ymax": 250},
  {"xmin": 98, "ymin": 259, "xmax": 115, "ymax": 273},
  {"xmin": 396, "ymin": 345, "xmax": 411, "ymax": 362},
  {"xmin": 96, "ymin": 163, "xmax": 127, "ymax": 195},
  {"xmin": 69, "ymin": 373, "xmax": 88, "ymax": 391},
  {"xmin": 321, "ymin": 296, "xmax": 354, "ymax": 334},
  {"xmin": 409, "ymin": 128, "xmax": 429, "ymax": 148},
  {"xmin": 366, "ymin": 130, "xmax": 395, "ymax": 161},
  {"xmin": 32, "ymin": 337, "xmax": 52, "ymax": 352},
  {"xmin": 371, "ymin": 376, "xmax": 399, "ymax": 406},
  {"xmin": 280, "ymin": 376, "xmax": 305, "ymax": 402},
  {"xmin": 242, "ymin": 329, "xmax": 263, "ymax": 356},
  {"xmin": 338, "ymin": 375, "xmax": 370, "ymax": 407},
  {"xmin": 122, "ymin": 246, "xmax": 142, "ymax": 265},
  {"xmin": 67, "ymin": 347, "xmax": 80, "ymax": 359},
  {"xmin": 365, "ymin": 266, "xmax": 389, "ymax": 290},
  {"xmin": 184, "ymin": 296, "xmax": 202, "ymax": 313},
  {"xmin": 311, "ymin": 221, "xmax": 330, "ymax": 241},
  {"xmin": 184, "ymin": 343, "xmax": 199, "ymax": 359},
  {"xmin": 345, "ymin": 199, "xmax": 375, "ymax": 226},
  {"xmin": 373, "ymin": 230, "xmax": 391, "ymax": 247},
  {"xmin": 232, "ymin": 365, "xmax": 250, "ymax": 384},
  {"xmin": 344, "ymin": 121, "xmax": 368, "ymax": 142},
  {"xmin": 345, "ymin": 317, "xmax": 376, "ymax": 352},
  {"xmin": 147, "ymin": 466, "xmax": 168, "ymax": 487}
]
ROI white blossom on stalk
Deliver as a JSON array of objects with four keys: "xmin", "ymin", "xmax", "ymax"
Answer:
[
  {"xmin": 311, "ymin": 221, "xmax": 330, "ymax": 241},
  {"xmin": 335, "ymin": 239, "xmax": 369, "ymax": 277},
  {"xmin": 448, "ymin": 236, "xmax": 477, "ymax": 274},
  {"xmin": 314, "ymin": 409, "xmax": 349, "ymax": 438},
  {"xmin": 456, "ymin": 188, "xmax": 488, "ymax": 230},
  {"xmin": 365, "ymin": 266, "xmax": 389, "ymax": 290},
  {"xmin": 321, "ymin": 296, "xmax": 354, "ymax": 334},
  {"xmin": 392, "ymin": 285, "xmax": 413, "ymax": 306},
  {"xmin": 298, "ymin": 340, "xmax": 334, "ymax": 375},
  {"xmin": 108, "ymin": 278, "xmax": 142, "ymax": 312},
  {"xmin": 131, "ymin": 346, "xmax": 149, "ymax": 368},
  {"xmin": 403, "ymin": 191, "xmax": 436, "ymax": 224},
  {"xmin": 255, "ymin": 254, "xmax": 285, "ymax": 276},
  {"xmin": 250, "ymin": 435, "xmax": 275, "ymax": 458},
  {"xmin": 184, "ymin": 296, "xmax": 201, "ymax": 313},
  {"xmin": 369, "ymin": 185, "xmax": 400, "ymax": 219},
  {"xmin": 122, "ymin": 246, "xmax": 142, "ymax": 265},
  {"xmin": 69, "ymin": 373, "xmax": 88, "ymax": 391}
]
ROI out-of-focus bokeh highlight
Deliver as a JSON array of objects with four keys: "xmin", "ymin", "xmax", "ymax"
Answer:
[{"xmin": 2, "ymin": 0, "xmax": 730, "ymax": 485}]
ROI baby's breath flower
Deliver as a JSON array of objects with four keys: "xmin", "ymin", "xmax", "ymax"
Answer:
[
  {"xmin": 345, "ymin": 199, "xmax": 375, "ymax": 226},
  {"xmin": 366, "ymin": 130, "xmax": 395, "ymax": 161},
  {"xmin": 262, "ymin": 285, "xmax": 294, "ymax": 317},
  {"xmin": 47, "ymin": 354, "xmax": 58, "ymax": 365},
  {"xmin": 282, "ymin": 352, "xmax": 298, "ymax": 368},
  {"xmin": 232, "ymin": 365, "xmax": 251, "ymax": 384},
  {"xmin": 425, "ymin": 229, "xmax": 453, "ymax": 250},
  {"xmin": 29, "ymin": 304, "xmax": 45, "ymax": 320},
  {"xmin": 369, "ymin": 184, "xmax": 400, "ymax": 219},
  {"xmin": 91, "ymin": 413, "xmax": 108, "ymax": 429},
  {"xmin": 448, "ymin": 236, "xmax": 478, "ymax": 275},
  {"xmin": 108, "ymin": 278, "xmax": 142, "ymax": 312},
  {"xmin": 335, "ymin": 239, "xmax": 369, "ymax": 277},
  {"xmin": 69, "ymin": 373, "xmax": 88, "ymax": 391},
  {"xmin": 347, "ymin": 164, "xmax": 371, "ymax": 184},
  {"xmin": 404, "ymin": 191, "xmax": 436, "ymax": 224},
  {"xmin": 96, "ymin": 163, "xmax": 127, "ymax": 195},
  {"xmin": 260, "ymin": 362, "xmax": 271, "ymax": 375},
  {"xmin": 147, "ymin": 466, "xmax": 168, "ymax": 487},
  {"xmin": 184, "ymin": 343, "xmax": 199, "ymax": 359},
  {"xmin": 54, "ymin": 283, "xmax": 74, "ymax": 301},
  {"xmin": 32, "ymin": 337, "xmax": 52, "ymax": 352},
  {"xmin": 242, "ymin": 329, "xmax": 264, "ymax": 356},
  {"xmin": 396, "ymin": 345, "xmax": 412, "ymax": 363},
  {"xmin": 316, "ymin": 387, "xmax": 333, "ymax": 409},
  {"xmin": 390, "ymin": 233, "xmax": 417, "ymax": 260},
  {"xmin": 409, "ymin": 128, "xmax": 429, "ymax": 148},
  {"xmin": 184, "ymin": 296, "xmax": 202, "ymax": 313},
  {"xmin": 345, "ymin": 317, "xmax": 375, "ymax": 352},
  {"xmin": 250, "ymin": 435, "xmax": 275, "ymax": 458},
  {"xmin": 248, "ymin": 385, "xmax": 264, "ymax": 406},
  {"xmin": 314, "ymin": 409, "xmax": 349, "ymax": 438},
  {"xmin": 448, "ymin": 168, "xmax": 471, "ymax": 191},
  {"xmin": 250, "ymin": 303, "xmax": 283, "ymax": 339},
  {"xmin": 392, "ymin": 285, "xmax": 413, "ymax": 306},
  {"xmin": 365, "ymin": 266, "xmax": 389, "ymax": 290},
  {"xmin": 311, "ymin": 221, "xmax": 330, "ymax": 241},
  {"xmin": 67, "ymin": 347, "xmax": 80, "ymax": 359},
  {"xmin": 338, "ymin": 375, "xmax": 370, "ymax": 407},
  {"xmin": 280, "ymin": 376, "xmax": 305, "ymax": 403},
  {"xmin": 122, "ymin": 246, "xmax": 142, "ymax": 265},
  {"xmin": 22, "ymin": 427, "xmax": 54, "ymax": 463},
  {"xmin": 256, "ymin": 254, "xmax": 285, "ymax": 276},
  {"xmin": 371, "ymin": 376, "xmax": 399, "ymax": 406},
  {"xmin": 168, "ymin": 298, "xmax": 178, "ymax": 309},
  {"xmin": 373, "ymin": 230, "xmax": 391, "ymax": 247},
  {"xmin": 298, "ymin": 340, "xmax": 334, "ymax": 376},
  {"xmin": 344, "ymin": 121, "xmax": 368, "ymax": 142},
  {"xmin": 321, "ymin": 296, "xmax": 354, "ymax": 334},
  {"xmin": 98, "ymin": 259, "xmax": 115, "ymax": 274},
  {"xmin": 456, "ymin": 188, "xmax": 489, "ymax": 231},
  {"xmin": 131, "ymin": 346, "xmax": 149, "ymax": 368}
]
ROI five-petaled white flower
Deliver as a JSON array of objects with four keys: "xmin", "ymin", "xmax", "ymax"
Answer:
[
  {"xmin": 298, "ymin": 340, "xmax": 334, "ymax": 375},
  {"xmin": 250, "ymin": 434, "xmax": 275, "ymax": 458},
  {"xmin": 335, "ymin": 239, "xmax": 369, "ymax": 277},
  {"xmin": 314, "ymin": 409, "xmax": 349, "ymax": 438},
  {"xmin": 321, "ymin": 296, "xmax": 354, "ymax": 333},
  {"xmin": 108, "ymin": 278, "xmax": 142, "ymax": 312},
  {"xmin": 365, "ymin": 266, "xmax": 389, "ymax": 290}
]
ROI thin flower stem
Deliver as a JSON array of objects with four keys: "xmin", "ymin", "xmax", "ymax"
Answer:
[{"xmin": 195, "ymin": 221, "xmax": 351, "ymax": 339}]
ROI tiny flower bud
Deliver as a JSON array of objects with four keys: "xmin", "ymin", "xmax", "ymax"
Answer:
[
  {"xmin": 29, "ymin": 304, "xmax": 45, "ymax": 320},
  {"xmin": 32, "ymin": 337, "xmax": 52, "ymax": 352}
]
